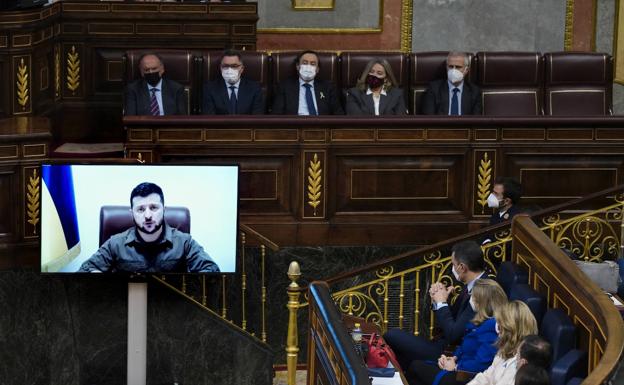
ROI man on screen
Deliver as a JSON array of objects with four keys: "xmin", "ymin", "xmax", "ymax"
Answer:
[{"xmin": 78, "ymin": 182, "xmax": 219, "ymax": 273}]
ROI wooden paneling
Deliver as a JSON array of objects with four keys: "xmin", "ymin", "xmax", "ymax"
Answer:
[
  {"xmin": 0, "ymin": 167, "xmax": 17, "ymax": 240},
  {"xmin": 122, "ymin": 116, "xmax": 624, "ymax": 246},
  {"xmin": 334, "ymin": 154, "xmax": 463, "ymax": 213},
  {"xmin": 505, "ymin": 152, "xmax": 624, "ymax": 205}
]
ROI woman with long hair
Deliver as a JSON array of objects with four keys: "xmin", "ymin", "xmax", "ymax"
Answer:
[
  {"xmin": 407, "ymin": 279, "xmax": 508, "ymax": 385},
  {"xmin": 467, "ymin": 300, "xmax": 539, "ymax": 385},
  {"xmin": 345, "ymin": 58, "xmax": 407, "ymax": 115}
]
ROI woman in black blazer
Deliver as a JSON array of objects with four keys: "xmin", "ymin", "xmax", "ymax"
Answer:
[{"xmin": 346, "ymin": 58, "xmax": 407, "ymax": 116}]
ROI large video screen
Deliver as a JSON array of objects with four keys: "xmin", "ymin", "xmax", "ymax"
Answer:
[{"xmin": 40, "ymin": 164, "xmax": 239, "ymax": 274}]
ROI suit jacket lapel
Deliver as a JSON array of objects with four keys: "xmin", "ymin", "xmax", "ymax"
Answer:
[
  {"xmin": 221, "ymin": 81, "xmax": 231, "ymax": 113},
  {"xmin": 139, "ymin": 80, "xmax": 151, "ymax": 115},
  {"xmin": 314, "ymin": 82, "xmax": 324, "ymax": 115},
  {"xmin": 378, "ymin": 92, "xmax": 389, "ymax": 115},
  {"xmin": 236, "ymin": 79, "xmax": 248, "ymax": 113},
  {"xmin": 440, "ymin": 82, "xmax": 449, "ymax": 115},
  {"xmin": 161, "ymin": 79, "xmax": 175, "ymax": 115},
  {"xmin": 461, "ymin": 82, "xmax": 471, "ymax": 115}
]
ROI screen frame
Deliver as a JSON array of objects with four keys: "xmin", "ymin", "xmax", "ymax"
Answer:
[{"xmin": 39, "ymin": 160, "xmax": 241, "ymax": 276}]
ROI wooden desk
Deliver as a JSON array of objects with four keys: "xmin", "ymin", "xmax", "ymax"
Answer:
[{"xmin": 123, "ymin": 115, "xmax": 624, "ymax": 246}]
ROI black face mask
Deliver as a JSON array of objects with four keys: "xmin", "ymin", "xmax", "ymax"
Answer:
[
  {"xmin": 366, "ymin": 74, "xmax": 385, "ymax": 89},
  {"xmin": 144, "ymin": 72, "xmax": 161, "ymax": 87}
]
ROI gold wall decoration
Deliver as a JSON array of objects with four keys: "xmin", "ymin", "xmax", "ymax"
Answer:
[
  {"xmin": 66, "ymin": 45, "xmax": 80, "ymax": 94},
  {"xmin": 16, "ymin": 58, "xmax": 29, "ymax": 109},
  {"xmin": 400, "ymin": 0, "xmax": 413, "ymax": 53},
  {"xmin": 307, "ymin": 153, "xmax": 322, "ymax": 216},
  {"xmin": 564, "ymin": 0, "xmax": 574, "ymax": 50},
  {"xmin": 615, "ymin": 0, "xmax": 624, "ymax": 84},
  {"xmin": 476, "ymin": 152, "xmax": 492, "ymax": 214},
  {"xmin": 292, "ymin": 0, "xmax": 334, "ymax": 10},
  {"xmin": 26, "ymin": 168, "xmax": 40, "ymax": 235},
  {"xmin": 54, "ymin": 45, "xmax": 61, "ymax": 99}
]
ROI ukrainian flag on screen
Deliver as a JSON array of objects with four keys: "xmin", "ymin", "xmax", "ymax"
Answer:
[{"xmin": 41, "ymin": 165, "xmax": 80, "ymax": 272}]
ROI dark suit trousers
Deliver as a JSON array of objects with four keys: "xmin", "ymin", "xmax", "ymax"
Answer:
[
  {"xmin": 407, "ymin": 360, "xmax": 465, "ymax": 385},
  {"xmin": 383, "ymin": 329, "xmax": 446, "ymax": 371}
]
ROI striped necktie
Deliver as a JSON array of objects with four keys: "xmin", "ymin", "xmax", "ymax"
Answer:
[{"xmin": 150, "ymin": 88, "xmax": 160, "ymax": 116}]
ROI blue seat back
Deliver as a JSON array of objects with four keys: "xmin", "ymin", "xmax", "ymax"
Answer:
[
  {"xmin": 540, "ymin": 308, "xmax": 576, "ymax": 363},
  {"xmin": 497, "ymin": 261, "xmax": 529, "ymax": 296},
  {"xmin": 510, "ymin": 283, "xmax": 547, "ymax": 324},
  {"xmin": 550, "ymin": 349, "xmax": 587, "ymax": 385}
]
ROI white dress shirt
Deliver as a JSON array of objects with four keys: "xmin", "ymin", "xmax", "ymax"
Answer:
[
  {"xmin": 366, "ymin": 88, "xmax": 387, "ymax": 116},
  {"xmin": 447, "ymin": 80, "xmax": 465, "ymax": 115},
  {"xmin": 146, "ymin": 79, "xmax": 164, "ymax": 116},
  {"xmin": 298, "ymin": 79, "xmax": 319, "ymax": 115},
  {"xmin": 225, "ymin": 79, "xmax": 241, "ymax": 98}
]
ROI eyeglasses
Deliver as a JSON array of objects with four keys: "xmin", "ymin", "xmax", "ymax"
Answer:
[{"xmin": 221, "ymin": 64, "xmax": 242, "ymax": 69}]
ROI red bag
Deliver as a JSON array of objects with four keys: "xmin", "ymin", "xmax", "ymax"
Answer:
[{"xmin": 363, "ymin": 333, "xmax": 400, "ymax": 370}]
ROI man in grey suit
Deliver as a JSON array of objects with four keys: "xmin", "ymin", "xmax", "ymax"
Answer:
[
  {"xmin": 124, "ymin": 53, "xmax": 187, "ymax": 116},
  {"xmin": 421, "ymin": 52, "xmax": 481, "ymax": 115}
]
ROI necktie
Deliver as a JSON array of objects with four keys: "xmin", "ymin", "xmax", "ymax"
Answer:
[
  {"xmin": 303, "ymin": 83, "xmax": 317, "ymax": 116},
  {"xmin": 150, "ymin": 88, "xmax": 160, "ymax": 116},
  {"xmin": 229, "ymin": 86, "xmax": 237, "ymax": 114},
  {"xmin": 450, "ymin": 87, "xmax": 459, "ymax": 115}
]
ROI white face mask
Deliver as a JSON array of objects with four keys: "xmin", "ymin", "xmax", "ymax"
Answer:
[
  {"xmin": 299, "ymin": 64, "xmax": 317, "ymax": 81},
  {"xmin": 487, "ymin": 192, "xmax": 501, "ymax": 208},
  {"xmin": 469, "ymin": 297, "xmax": 477, "ymax": 312},
  {"xmin": 221, "ymin": 68, "xmax": 240, "ymax": 85},
  {"xmin": 447, "ymin": 68, "xmax": 464, "ymax": 84},
  {"xmin": 452, "ymin": 265, "xmax": 460, "ymax": 281}
]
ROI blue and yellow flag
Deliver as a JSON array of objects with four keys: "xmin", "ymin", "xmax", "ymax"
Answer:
[{"xmin": 41, "ymin": 165, "xmax": 80, "ymax": 272}]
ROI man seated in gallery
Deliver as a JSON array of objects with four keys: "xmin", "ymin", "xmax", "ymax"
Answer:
[
  {"xmin": 78, "ymin": 182, "xmax": 219, "ymax": 273},
  {"xmin": 124, "ymin": 53, "xmax": 188, "ymax": 116},
  {"xmin": 202, "ymin": 49, "xmax": 264, "ymax": 115},
  {"xmin": 271, "ymin": 50, "xmax": 344, "ymax": 115},
  {"xmin": 421, "ymin": 51, "xmax": 482, "ymax": 115}
]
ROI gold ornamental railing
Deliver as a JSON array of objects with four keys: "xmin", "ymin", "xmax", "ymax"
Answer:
[
  {"xmin": 152, "ymin": 223, "xmax": 278, "ymax": 345},
  {"xmin": 285, "ymin": 185, "xmax": 624, "ymax": 385}
]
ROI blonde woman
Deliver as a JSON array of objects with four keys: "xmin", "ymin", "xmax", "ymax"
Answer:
[
  {"xmin": 346, "ymin": 58, "xmax": 407, "ymax": 116},
  {"xmin": 467, "ymin": 300, "xmax": 539, "ymax": 385},
  {"xmin": 407, "ymin": 279, "xmax": 508, "ymax": 385}
]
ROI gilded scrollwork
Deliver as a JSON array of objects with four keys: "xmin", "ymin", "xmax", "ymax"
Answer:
[
  {"xmin": 16, "ymin": 58, "xmax": 29, "ymax": 109},
  {"xmin": 476, "ymin": 153, "xmax": 492, "ymax": 214},
  {"xmin": 66, "ymin": 45, "xmax": 80, "ymax": 94},
  {"xmin": 307, "ymin": 153, "xmax": 322, "ymax": 216},
  {"xmin": 26, "ymin": 168, "xmax": 40, "ymax": 234},
  {"xmin": 551, "ymin": 216, "xmax": 619, "ymax": 261},
  {"xmin": 376, "ymin": 266, "xmax": 393, "ymax": 279},
  {"xmin": 334, "ymin": 291, "xmax": 383, "ymax": 328}
]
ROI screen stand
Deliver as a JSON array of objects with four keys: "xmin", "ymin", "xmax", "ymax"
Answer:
[{"xmin": 127, "ymin": 282, "xmax": 148, "ymax": 385}]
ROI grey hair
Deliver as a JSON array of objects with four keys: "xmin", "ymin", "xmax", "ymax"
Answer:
[{"xmin": 447, "ymin": 51, "xmax": 470, "ymax": 68}]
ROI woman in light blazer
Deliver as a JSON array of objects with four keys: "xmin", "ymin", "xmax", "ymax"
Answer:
[{"xmin": 346, "ymin": 58, "xmax": 407, "ymax": 116}]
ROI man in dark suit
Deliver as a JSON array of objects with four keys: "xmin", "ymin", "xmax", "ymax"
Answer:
[
  {"xmin": 271, "ymin": 50, "xmax": 343, "ymax": 115},
  {"xmin": 488, "ymin": 177, "xmax": 522, "ymax": 226},
  {"xmin": 384, "ymin": 240, "xmax": 486, "ymax": 369},
  {"xmin": 421, "ymin": 52, "xmax": 481, "ymax": 115},
  {"xmin": 202, "ymin": 49, "xmax": 264, "ymax": 115},
  {"xmin": 124, "ymin": 53, "xmax": 187, "ymax": 116}
]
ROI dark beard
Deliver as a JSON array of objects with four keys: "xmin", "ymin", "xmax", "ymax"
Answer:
[{"xmin": 134, "ymin": 218, "xmax": 164, "ymax": 236}]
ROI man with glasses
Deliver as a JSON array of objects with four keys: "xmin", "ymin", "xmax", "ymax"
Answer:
[
  {"xmin": 202, "ymin": 49, "xmax": 264, "ymax": 115},
  {"xmin": 421, "ymin": 51, "xmax": 482, "ymax": 115}
]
